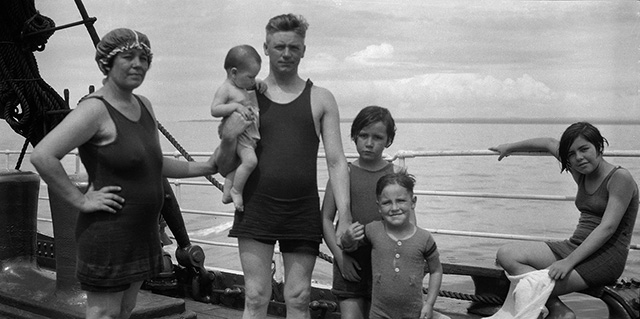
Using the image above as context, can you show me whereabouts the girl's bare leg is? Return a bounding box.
[545,296,575,319]
[497,241,589,319]
[496,241,557,275]
[338,297,370,319]
[544,270,588,319]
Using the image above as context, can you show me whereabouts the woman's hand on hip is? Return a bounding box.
[80,185,124,214]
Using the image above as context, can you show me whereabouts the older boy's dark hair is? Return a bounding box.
[376,172,416,198]
[224,45,261,71]
[350,106,396,147]
[265,14,309,39]
[558,122,608,172]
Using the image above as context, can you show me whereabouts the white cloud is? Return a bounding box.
[413,73,554,102]
[326,72,573,118]
[31,0,637,121]
[345,43,395,66]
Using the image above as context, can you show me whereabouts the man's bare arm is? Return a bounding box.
[313,87,352,241]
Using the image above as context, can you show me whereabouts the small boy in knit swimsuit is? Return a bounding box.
[341,172,449,319]
[210,44,264,212]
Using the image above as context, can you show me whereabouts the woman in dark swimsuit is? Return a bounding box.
[30,28,246,319]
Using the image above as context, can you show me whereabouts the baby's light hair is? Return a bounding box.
[224,44,261,72]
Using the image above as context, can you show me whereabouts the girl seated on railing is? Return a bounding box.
[489,122,639,319]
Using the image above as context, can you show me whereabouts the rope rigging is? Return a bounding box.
[0,0,68,164]
[157,121,224,191]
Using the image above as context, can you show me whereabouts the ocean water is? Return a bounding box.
[2,120,640,317]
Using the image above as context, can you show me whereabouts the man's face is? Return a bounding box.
[264,31,305,74]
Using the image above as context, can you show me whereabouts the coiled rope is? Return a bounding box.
[0,0,68,169]
[432,288,504,305]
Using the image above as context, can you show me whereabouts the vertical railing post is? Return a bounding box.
[3,151,9,170]
[75,151,81,175]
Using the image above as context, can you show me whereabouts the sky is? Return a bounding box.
[33,0,640,122]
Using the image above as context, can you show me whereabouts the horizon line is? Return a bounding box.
[180,117,640,125]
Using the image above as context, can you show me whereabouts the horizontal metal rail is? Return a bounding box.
[6,148,639,250]
[415,190,575,201]
[427,229,640,250]
[4,149,639,170]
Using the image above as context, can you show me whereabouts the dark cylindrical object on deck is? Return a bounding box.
[48,174,87,291]
[0,170,40,261]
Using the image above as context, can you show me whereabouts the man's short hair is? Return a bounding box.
[265,14,309,39]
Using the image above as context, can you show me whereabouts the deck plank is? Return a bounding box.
[183,299,282,318]
[182,297,486,319]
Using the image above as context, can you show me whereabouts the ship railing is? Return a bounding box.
[162,149,640,251]
[3,148,638,251]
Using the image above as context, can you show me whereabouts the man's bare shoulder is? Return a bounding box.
[310,84,337,109]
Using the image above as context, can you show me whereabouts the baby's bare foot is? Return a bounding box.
[222,192,232,204]
[230,188,244,212]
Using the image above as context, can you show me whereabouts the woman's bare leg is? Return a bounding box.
[86,281,142,319]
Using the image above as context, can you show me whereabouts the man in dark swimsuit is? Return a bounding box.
[228,14,351,319]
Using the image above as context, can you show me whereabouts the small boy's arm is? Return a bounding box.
[423,258,444,318]
[339,222,365,252]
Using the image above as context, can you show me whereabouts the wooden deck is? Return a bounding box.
[182,296,486,319]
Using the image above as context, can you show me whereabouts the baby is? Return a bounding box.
[210,44,263,211]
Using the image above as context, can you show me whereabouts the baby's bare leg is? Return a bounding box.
[222,171,235,204]
[230,144,258,211]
